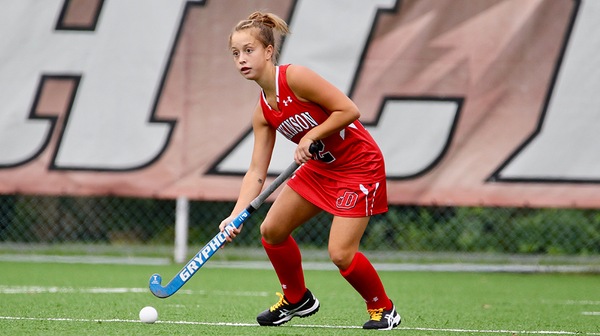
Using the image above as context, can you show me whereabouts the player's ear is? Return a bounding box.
[265,45,274,62]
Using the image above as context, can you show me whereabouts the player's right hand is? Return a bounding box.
[219,216,243,246]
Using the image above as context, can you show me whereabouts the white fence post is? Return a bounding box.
[174,196,189,263]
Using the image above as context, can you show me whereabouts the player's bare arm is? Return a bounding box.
[286,64,360,161]
[219,103,275,238]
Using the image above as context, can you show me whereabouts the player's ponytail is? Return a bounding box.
[230,11,290,64]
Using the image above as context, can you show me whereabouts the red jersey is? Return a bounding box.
[260,64,386,183]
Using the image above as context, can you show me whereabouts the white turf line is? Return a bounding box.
[1,254,599,273]
[0,285,268,297]
[0,316,599,335]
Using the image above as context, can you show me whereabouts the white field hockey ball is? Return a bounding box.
[139,306,158,323]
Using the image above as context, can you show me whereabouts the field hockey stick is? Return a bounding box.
[149,144,317,298]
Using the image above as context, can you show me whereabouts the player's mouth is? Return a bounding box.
[240,66,251,74]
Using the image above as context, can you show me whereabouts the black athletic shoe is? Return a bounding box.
[256,289,320,326]
[362,303,401,330]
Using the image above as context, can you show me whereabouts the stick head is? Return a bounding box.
[149,273,170,298]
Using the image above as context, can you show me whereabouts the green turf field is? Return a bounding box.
[0,260,598,335]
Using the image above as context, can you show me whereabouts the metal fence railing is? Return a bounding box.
[1,194,599,261]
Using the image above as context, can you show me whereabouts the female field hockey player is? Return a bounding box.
[219,11,400,330]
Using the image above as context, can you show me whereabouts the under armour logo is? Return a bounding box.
[283,96,292,106]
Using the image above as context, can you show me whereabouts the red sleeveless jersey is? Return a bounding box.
[260,64,385,183]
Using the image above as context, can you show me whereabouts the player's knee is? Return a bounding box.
[259,222,284,245]
[259,223,271,240]
[328,248,353,270]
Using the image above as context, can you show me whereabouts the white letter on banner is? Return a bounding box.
[0,0,188,169]
[498,0,600,180]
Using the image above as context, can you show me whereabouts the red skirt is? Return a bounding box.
[287,164,388,217]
